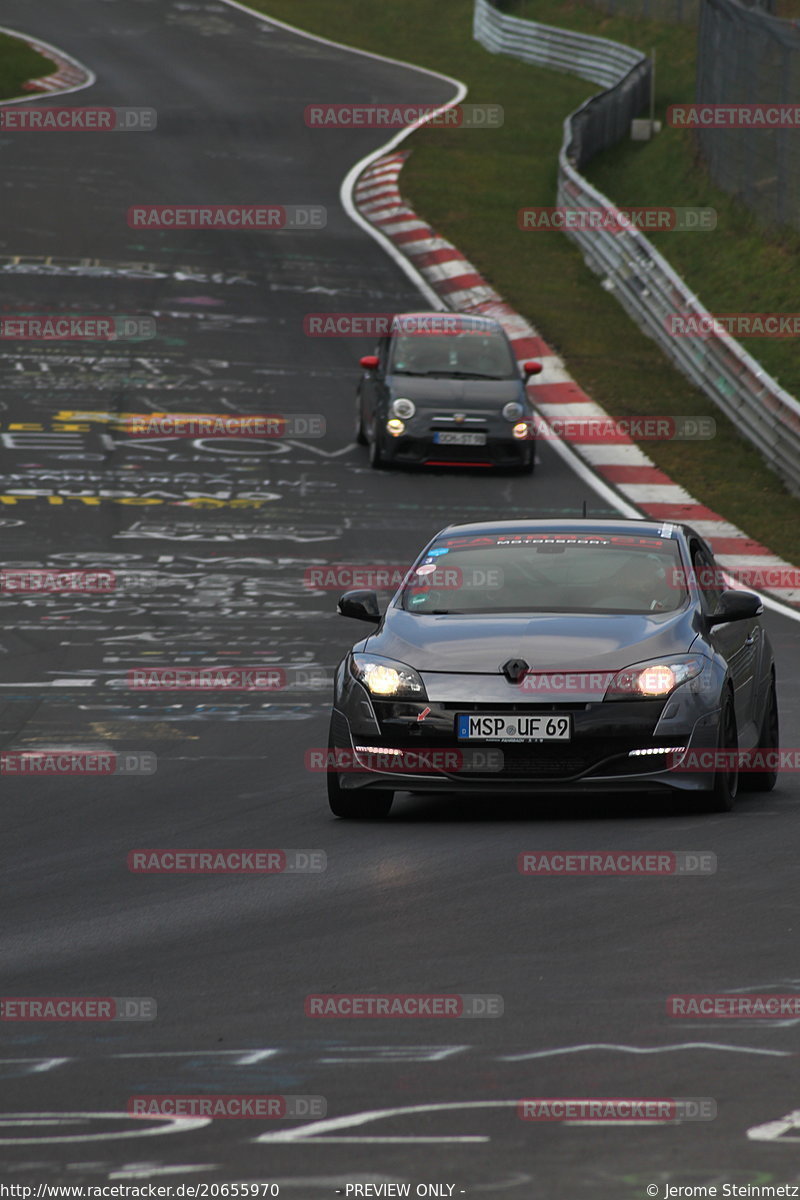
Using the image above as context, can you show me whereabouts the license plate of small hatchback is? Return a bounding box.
[433,431,487,445]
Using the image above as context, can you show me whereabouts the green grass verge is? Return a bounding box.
[0,32,54,100]
[252,0,800,565]
[505,0,800,402]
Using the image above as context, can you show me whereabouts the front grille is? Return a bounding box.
[369,699,668,781]
[430,416,488,427]
[392,436,521,466]
[475,740,645,779]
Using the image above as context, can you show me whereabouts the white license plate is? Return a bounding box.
[433,431,487,446]
[457,714,572,742]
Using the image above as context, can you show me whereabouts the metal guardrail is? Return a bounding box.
[473,0,643,89]
[474,0,800,497]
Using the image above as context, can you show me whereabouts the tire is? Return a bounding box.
[369,427,386,469]
[326,723,393,818]
[355,394,367,446]
[515,448,535,475]
[739,673,779,792]
[706,690,738,813]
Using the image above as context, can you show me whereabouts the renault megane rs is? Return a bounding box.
[326,520,777,817]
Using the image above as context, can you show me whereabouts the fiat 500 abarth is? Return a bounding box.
[355,312,542,472]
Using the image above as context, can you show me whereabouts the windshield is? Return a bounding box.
[399,533,688,614]
[389,330,517,379]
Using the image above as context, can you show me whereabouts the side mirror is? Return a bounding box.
[337,589,381,623]
[523,360,543,377]
[360,355,380,371]
[707,589,763,626]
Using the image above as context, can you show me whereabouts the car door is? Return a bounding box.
[693,539,759,745]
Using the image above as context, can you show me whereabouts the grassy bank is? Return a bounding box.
[0,33,54,99]
[252,0,800,564]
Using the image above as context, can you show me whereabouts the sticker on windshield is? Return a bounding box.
[439,533,668,550]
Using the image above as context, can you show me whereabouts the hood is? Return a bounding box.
[366,609,698,675]
[387,375,523,408]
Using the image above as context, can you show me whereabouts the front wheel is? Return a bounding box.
[706,691,738,812]
[369,428,386,469]
[355,394,367,445]
[515,448,535,475]
[328,787,394,818]
[739,673,779,792]
[326,723,393,818]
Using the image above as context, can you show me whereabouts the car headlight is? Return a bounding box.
[502,401,524,422]
[604,655,707,700]
[386,418,405,437]
[350,653,427,699]
[392,398,416,419]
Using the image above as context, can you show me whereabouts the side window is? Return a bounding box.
[378,336,391,370]
[690,539,722,613]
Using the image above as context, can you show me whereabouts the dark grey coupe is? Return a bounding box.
[355,312,541,471]
[326,520,778,817]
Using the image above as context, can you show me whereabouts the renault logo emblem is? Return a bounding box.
[502,658,529,684]
[453,413,466,424]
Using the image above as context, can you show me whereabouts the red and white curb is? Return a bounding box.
[0,26,94,102]
[354,151,800,610]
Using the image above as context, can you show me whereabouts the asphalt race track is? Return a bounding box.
[2,1,800,1193]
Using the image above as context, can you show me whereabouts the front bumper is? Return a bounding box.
[328,693,724,796]
[382,427,532,467]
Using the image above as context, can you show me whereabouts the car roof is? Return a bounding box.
[433,518,698,542]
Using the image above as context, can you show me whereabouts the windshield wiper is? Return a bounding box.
[391,369,471,377]
[444,371,507,380]
[407,608,466,614]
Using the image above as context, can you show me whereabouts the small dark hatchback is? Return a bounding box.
[355,311,542,472]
